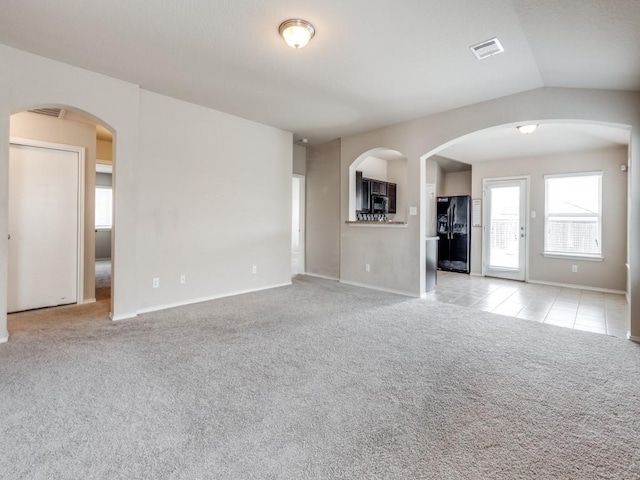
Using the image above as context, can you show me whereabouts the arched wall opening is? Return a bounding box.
[419,118,631,299]
[6,104,117,324]
[348,148,408,222]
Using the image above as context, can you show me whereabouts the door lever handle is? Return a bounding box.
[7,234,10,240]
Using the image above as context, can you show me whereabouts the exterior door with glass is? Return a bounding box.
[483,178,527,281]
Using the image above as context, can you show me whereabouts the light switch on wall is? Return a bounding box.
[409,206,418,216]
[531,211,536,218]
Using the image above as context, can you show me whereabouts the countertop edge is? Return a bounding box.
[345,221,408,228]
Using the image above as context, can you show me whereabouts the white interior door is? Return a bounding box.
[8,142,81,312]
[484,178,527,281]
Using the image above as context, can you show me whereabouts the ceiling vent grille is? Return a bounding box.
[470,37,504,60]
[28,107,66,118]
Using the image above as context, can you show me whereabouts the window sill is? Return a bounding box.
[542,253,603,262]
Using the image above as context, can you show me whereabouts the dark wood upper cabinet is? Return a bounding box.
[370,180,387,196]
[361,178,371,212]
[388,182,397,214]
[356,173,396,215]
[356,171,363,212]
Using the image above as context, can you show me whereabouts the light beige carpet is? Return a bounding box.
[1,276,639,479]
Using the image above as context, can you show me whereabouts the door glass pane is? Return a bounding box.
[489,186,520,269]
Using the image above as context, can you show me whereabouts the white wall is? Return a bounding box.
[358,156,388,181]
[0,45,140,339]
[339,87,640,337]
[0,45,294,342]
[472,147,628,291]
[136,90,292,311]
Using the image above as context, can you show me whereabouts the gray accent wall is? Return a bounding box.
[306,139,341,280]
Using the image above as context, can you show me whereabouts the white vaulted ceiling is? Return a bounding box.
[0,0,638,144]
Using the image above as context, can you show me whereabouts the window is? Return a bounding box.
[95,186,113,229]
[544,172,602,258]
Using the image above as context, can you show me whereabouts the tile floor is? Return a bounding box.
[426,271,630,338]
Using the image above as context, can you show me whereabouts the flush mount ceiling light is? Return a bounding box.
[279,19,315,49]
[517,124,538,134]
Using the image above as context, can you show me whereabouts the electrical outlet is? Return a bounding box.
[571,265,578,273]
[365,264,370,273]
[180,275,186,284]
[252,265,257,274]
[152,277,160,288]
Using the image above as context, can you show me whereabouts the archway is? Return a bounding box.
[419,120,631,332]
[348,148,408,222]
[6,104,117,332]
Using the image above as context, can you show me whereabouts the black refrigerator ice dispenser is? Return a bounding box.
[437,195,471,273]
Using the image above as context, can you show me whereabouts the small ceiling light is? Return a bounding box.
[279,19,315,49]
[517,124,538,134]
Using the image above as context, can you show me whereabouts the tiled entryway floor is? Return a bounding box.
[426,271,630,338]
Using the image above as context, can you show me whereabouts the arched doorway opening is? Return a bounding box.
[420,119,631,336]
[7,105,116,330]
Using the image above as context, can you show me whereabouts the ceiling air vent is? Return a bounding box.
[28,107,66,118]
[470,37,504,60]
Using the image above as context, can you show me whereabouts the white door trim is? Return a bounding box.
[482,175,530,282]
[9,137,86,305]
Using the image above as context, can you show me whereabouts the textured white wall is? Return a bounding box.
[0,45,294,341]
[136,90,292,311]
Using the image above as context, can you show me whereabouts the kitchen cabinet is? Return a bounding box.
[356,171,363,211]
[361,178,371,212]
[355,172,396,214]
[388,183,397,214]
[371,180,387,196]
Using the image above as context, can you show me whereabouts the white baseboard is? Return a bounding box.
[135,282,292,316]
[470,272,483,277]
[628,334,640,343]
[527,279,626,295]
[303,272,339,282]
[83,298,96,304]
[0,332,8,344]
[109,312,138,321]
[339,279,419,298]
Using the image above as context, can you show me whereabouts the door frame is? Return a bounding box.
[9,137,86,306]
[482,175,530,282]
[292,174,306,275]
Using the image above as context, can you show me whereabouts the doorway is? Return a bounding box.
[291,175,305,276]
[483,177,528,281]
[8,139,84,312]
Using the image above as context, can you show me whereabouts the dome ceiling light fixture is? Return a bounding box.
[517,124,538,134]
[279,19,315,49]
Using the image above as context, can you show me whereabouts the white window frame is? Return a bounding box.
[95,185,113,230]
[544,171,603,260]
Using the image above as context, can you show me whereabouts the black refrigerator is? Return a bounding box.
[437,195,471,273]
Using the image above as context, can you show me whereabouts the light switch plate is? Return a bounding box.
[409,206,418,216]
